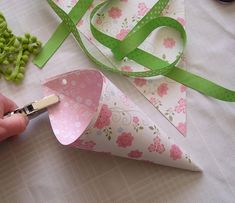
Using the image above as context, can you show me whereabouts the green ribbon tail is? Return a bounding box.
[33,0,93,68]
[165,68,235,101]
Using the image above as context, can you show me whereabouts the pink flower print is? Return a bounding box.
[74,139,96,151]
[148,144,156,152]
[121,65,132,72]
[134,78,147,87]
[177,122,186,135]
[170,144,182,160]
[116,132,134,148]
[101,104,112,117]
[157,83,168,97]
[148,136,165,154]
[154,137,165,153]
[132,116,139,124]
[94,104,112,129]
[175,98,186,114]
[163,38,176,48]
[177,17,185,26]
[138,3,149,16]
[138,3,147,10]
[180,85,187,93]
[116,29,130,40]
[108,7,122,19]
[94,117,110,129]
[77,19,83,27]
[128,150,143,158]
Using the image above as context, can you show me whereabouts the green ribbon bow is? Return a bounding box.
[34,0,235,102]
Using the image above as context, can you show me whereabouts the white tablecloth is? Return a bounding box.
[0,0,235,202]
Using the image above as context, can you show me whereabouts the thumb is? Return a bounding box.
[0,114,29,140]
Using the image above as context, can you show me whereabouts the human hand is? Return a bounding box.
[0,93,28,142]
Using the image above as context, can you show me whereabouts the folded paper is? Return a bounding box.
[43,69,200,171]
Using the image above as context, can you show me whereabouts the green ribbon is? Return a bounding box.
[34,0,235,102]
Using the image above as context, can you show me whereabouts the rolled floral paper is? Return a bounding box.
[42,69,200,171]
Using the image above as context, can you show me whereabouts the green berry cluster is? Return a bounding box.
[0,12,42,83]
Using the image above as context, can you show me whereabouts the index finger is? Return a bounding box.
[0,93,17,117]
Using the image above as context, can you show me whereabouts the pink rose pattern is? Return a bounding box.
[177,122,186,135]
[68,0,187,136]
[116,29,130,40]
[108,7,122,19]
[132,116,139,124]
[157,83,168,97]
[148,136,165,154]
[128,150,143,158]
[57,0,186,133]
[170,144,182,160]
[51,1,196,170]
[163,38,176,48]
[175,98,186,114]
[137,3,149,16]
[134,78,147,87]
[78,76,188,164]
[116,132,134,148]
[94,104,112,129]
[90,94,186,163]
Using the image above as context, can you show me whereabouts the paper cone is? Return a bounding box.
[43,69,200,171]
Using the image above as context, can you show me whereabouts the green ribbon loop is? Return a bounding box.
[33,0,235,102]
[90,6,185,74]
[111,17,185,61]
[34,0,93,68]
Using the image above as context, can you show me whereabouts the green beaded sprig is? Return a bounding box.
[0,12,42,83]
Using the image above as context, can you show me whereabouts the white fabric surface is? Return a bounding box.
[0,0,235,202]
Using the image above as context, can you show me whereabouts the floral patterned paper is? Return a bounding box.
[42,69,199,171]
[54,0,187,136]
